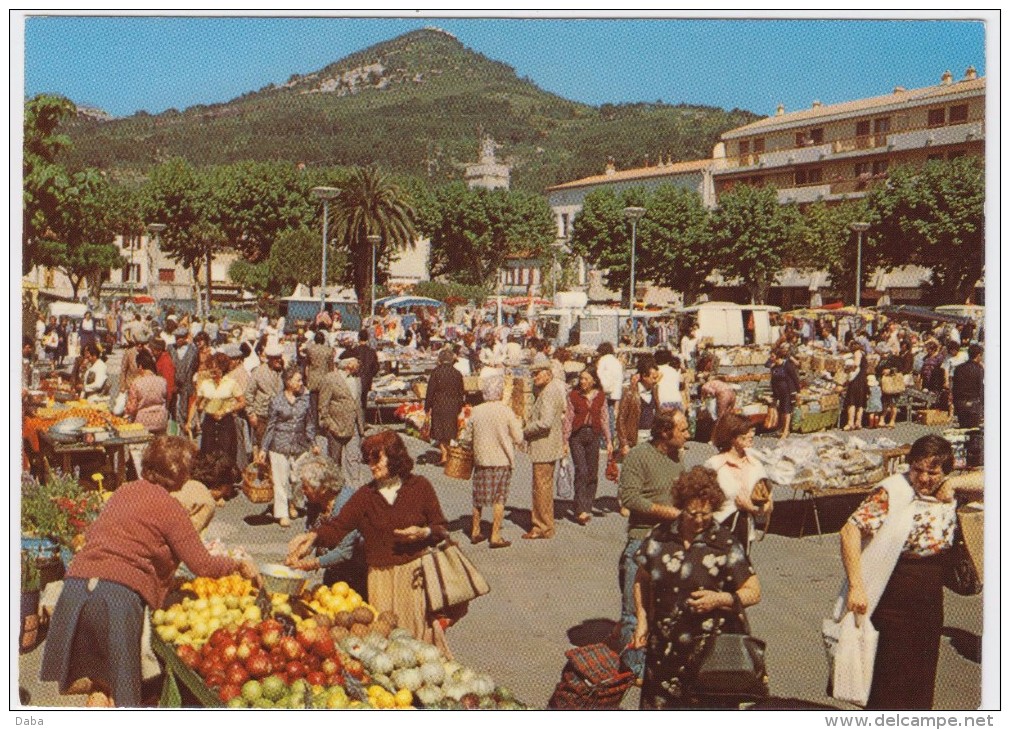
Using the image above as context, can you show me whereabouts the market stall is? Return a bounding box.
[23,398,152,490]
[751,432,909,538]
[150,572,527,709]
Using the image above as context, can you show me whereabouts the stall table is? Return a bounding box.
[792,446,911,539]
[37,431,153,490]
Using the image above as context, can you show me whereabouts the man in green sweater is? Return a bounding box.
[616,408,690,679]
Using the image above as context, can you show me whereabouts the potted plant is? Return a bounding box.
[21,470,103,576]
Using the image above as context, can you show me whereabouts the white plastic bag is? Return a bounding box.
[831,611,878,707]
[555,455,575,500]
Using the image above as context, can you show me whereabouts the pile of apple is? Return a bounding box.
[175,616,412,709]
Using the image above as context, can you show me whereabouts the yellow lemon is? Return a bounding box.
[394,689,413,708]
[332,581,349,597]
[156,625,179,642]
[152,609,167,626]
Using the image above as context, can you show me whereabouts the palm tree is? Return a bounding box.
[330,165,418,313]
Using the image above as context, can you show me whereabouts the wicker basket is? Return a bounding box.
[917,409,952,426]
[242,463,274,504]
[443,445,474,480]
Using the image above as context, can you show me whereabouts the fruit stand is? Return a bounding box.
[23,401,151,490]
[150,574,527,709]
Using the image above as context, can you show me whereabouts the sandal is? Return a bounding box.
[489,539,512,549]
[469,534,487,545]
[521,531,546,540]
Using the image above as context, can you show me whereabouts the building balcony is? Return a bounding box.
[717,120,985,171]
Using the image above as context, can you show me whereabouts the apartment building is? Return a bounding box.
[711,68,984,204]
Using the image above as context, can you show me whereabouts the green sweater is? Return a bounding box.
[618,442,684,539]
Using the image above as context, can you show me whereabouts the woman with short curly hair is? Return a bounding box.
[631,465,762,709]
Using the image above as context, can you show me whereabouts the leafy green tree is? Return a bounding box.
[794,200,871,304]
[228,259,272,296]
[142,159,226,313]
[422,182,556,288]
[267,226,348,297]
[708,184,802,304]
[865,156,984,305]
[207,161,316,262]
[33,169,126,301]
[329,165,418,312]
[23,94,76,274]
[639,185,713,305]
[568,187,648,306]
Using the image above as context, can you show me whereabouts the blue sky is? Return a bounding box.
[21,14,987,119]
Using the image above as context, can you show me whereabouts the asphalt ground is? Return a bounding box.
[17,409,984,711]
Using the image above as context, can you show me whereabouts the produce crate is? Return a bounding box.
[916,409,952,426]
[791,407,840,434]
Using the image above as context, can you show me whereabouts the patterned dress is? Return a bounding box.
[848,484,956,709]
[635,520,755,709]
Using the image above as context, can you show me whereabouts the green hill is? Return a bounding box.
[56,27,760,192]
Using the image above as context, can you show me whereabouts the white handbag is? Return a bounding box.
[831,612,878,707]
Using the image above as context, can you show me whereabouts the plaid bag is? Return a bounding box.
[547,643,635,709]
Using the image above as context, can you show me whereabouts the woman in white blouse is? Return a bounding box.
[703,413,773,555]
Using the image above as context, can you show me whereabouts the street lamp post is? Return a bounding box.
[145,223,167,303]
[367,234,381,320]
[311,187,341,313]
[623,206,646,332]
[850,222,870,310]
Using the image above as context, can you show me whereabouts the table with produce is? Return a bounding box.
[23,397,152,489]
[151,567,527,709]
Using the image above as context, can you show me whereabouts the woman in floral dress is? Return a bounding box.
[631,466,762,709]
[838,434,958,709]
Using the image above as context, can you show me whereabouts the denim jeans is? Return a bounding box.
[619,536,645,677]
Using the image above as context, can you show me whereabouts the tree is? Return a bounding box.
[795,200,871,305]
[329,165,418,312]
[207,161,316,262]
[422,182,556,287]
[23,94,76,274]
[33,169,126,301]
[227,259,272,296]
[568,187,647,305]
[267,226,348,297]
[143,159,226,314]
[708,184,802,304]
[866,156,984,305]
[638,185,713,305]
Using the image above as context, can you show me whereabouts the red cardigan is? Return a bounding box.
[314,474,449,568]
[67,479,237,609]
[569,388,609,439]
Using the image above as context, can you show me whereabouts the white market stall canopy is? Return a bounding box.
[374,295,445,309]
[283,283,358,302]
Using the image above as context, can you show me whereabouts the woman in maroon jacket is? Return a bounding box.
[287,430,451,651]
[569,367,613,525]
[41,436,260,707]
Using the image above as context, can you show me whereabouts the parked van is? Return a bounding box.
[676,301,781,346]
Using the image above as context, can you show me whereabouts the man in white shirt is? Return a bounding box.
[595,341,624,438]
[655,349,686,411]
[81,344,109,401]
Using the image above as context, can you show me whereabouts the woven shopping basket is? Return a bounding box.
[241,462,274,504]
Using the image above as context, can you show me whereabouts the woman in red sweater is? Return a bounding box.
[569,367,613,525]
[41,436,260,707]
[287,430,451,652]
